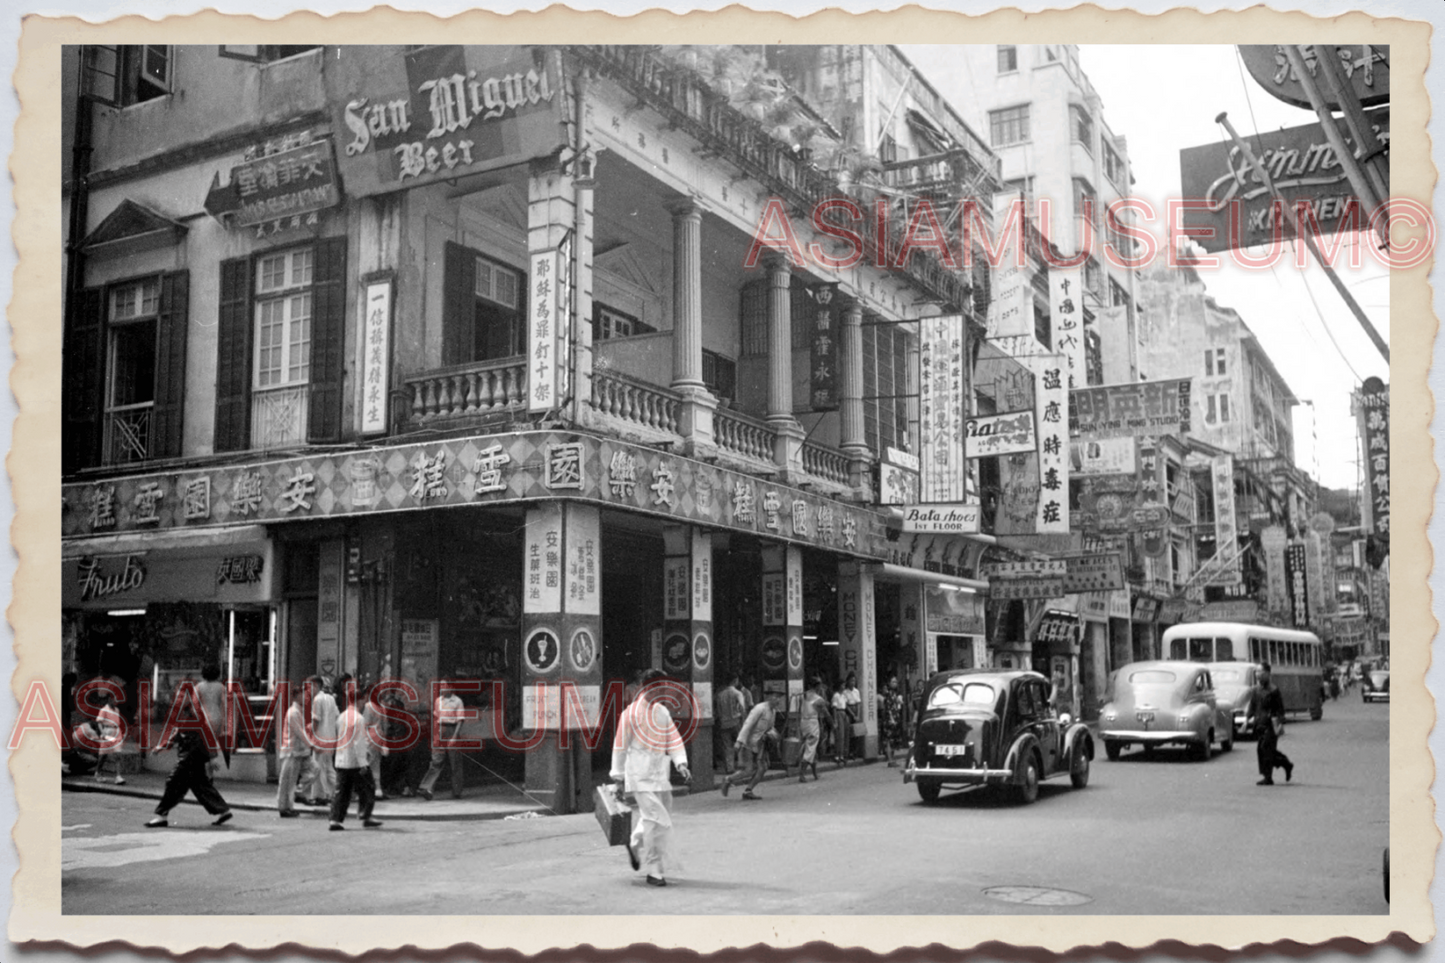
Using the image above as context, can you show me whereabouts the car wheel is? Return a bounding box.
[1014,753,1040,805]
[1070,747,1090,788]
[1221,725,1234,753]
[1193,733,1212,761]
[1310,706,1323,721]
[1104,740,1122,761]
[917,780,941,805]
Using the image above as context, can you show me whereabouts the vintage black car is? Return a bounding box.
[903,669,1094,805]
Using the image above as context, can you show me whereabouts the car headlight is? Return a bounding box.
[1179,713,1193,727]
[1102,710,1116,722]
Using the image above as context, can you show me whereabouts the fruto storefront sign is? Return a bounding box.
[333,45,566,197]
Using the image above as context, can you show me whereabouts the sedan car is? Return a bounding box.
[1208,661,1262,738]
[1362,669,1390,703]
[1099,661,1233,761]
[904,669,1093,805]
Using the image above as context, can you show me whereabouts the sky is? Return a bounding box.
[1077,45,1391,491]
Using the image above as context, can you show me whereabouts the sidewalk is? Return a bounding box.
[62,756,888,821]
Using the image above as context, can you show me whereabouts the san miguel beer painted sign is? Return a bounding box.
[332,45,566,197]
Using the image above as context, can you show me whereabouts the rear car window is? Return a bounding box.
[1128,670,1176,684]
[1212,668,1242,683]
[928,682,997,709]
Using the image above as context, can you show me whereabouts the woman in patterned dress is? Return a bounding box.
[879,674,907,768]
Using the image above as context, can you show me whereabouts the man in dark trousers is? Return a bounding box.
[1254,662,1294,786]
[145,726,233,827]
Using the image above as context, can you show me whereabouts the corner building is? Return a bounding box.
[61,45,1012,810]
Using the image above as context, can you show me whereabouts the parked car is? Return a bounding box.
[1362,669,1390,703]
[1098,661,1234,761]
[1208,661,1262,739]
[904,669,1093,805]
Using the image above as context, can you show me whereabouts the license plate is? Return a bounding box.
[935,744,970,758]
[1136,711,1155,723]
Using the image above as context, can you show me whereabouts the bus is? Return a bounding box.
[1161,622,1324,721]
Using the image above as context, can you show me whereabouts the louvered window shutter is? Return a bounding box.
[63,287,106,472]
[442,241,476,365]
[151,271,189,458]
[213,257,253,452]
[307,236,348,442]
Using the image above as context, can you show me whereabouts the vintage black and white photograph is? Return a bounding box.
[16,8,1433,948]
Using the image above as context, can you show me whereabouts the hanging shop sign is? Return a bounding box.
[900,503,982,535]
[884,531,988,580]
[1071,437,1137,476]
[1035,611,1080,646]
[918,315,967,503]
[1024,353,1069,533]
[1285,542,1311,629]
[63,540,276,609]
[878,448,921,506]
[762,574,787,628]
[523,502,564,614]
[1237,44,1390,111]
[1048,267,1086,390]
[924,584,986,635]
[965,410,1036,459]
[75,555,146,603]
[204,136,341,228]
[1070,380,1192,441]
[564,505,600,616]
[528,248,565,413]
[63,431,888,560]
[808,289,839,411]
[331,44,566,198]
[1204,453,1243,587]
[1179,105,1389,253]
[987,193,1031,338]
[1058,553,1125,593]
[1131,595,1160,623]
[1358,377,1389,538]
[359,275,394,435]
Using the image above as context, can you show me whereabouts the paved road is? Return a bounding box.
[62,694,1389,916]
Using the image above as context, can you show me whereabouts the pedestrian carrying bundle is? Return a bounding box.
[593,784,633,847]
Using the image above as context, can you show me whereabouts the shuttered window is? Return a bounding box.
[862,320,911,454]
[442,242,525,364]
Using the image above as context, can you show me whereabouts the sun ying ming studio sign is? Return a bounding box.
[333,45,566,197]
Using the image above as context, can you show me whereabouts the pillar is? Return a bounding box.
[838,561,878,759]
[761,544,805,743]
[663,525,715,788]
[765,254,805,477]
[839,298,873,498]
[669,198,717,452]
[520,502,603,815]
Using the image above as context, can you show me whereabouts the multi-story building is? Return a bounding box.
[60,44,1011,810]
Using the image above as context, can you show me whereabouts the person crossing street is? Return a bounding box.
[1254,662,1294,786]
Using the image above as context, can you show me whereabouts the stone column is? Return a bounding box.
[520,502,603,815]
[761,544,806,756]
[669,198,717,453]
[839,298,873,497]
[838,561,878,759]
[765,254,805,477]
[663,525,715,788]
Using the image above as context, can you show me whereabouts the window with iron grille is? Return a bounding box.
[997,45,1018,73]
[740,277,814,355]
[1069,104,1094,154]
[703,349,737,404]
[989,104,1030,147]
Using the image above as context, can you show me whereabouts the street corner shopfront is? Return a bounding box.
[60,524,278,780]
[61,430,892,811]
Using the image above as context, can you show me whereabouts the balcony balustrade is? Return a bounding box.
[403,358,527,425]
[590,370,681,438]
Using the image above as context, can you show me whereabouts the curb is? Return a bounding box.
[61,780,550,823]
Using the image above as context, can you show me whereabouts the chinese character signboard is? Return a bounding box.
[1070,380,1192,441]
[206,138,342,228]
[877,448,920,506]
[1071,437,1137,476]
[1204,453,1243,586]
[1285,542,1310,628]
[360,276,393,435]
[918,315,966,503]
[1049,266,1086,389]
[1237,44,1389,111]
[1358,377,1389,538]
[564,505,600,616]
[524,502,564,613]
[1025,353,1069,533]
[331,45,565,198]
[809,292,838,411]
[987,194,1031,338]
[528,249,563,413]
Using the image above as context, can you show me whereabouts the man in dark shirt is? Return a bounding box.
[1254,663,1294,786]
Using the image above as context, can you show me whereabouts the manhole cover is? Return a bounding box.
[983,885,1092,906]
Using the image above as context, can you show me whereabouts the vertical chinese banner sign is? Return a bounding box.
[1285,542,1310,629]
[918,315,966,503]
[809,291,838,411]
[528,249,562,413]
[1358,377,1389,538]
[359,277,393,435]
[1209,453,1241,585]
[1048,266,1086,389]
[1024,352,1069,533]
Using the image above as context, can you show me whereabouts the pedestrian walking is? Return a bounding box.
[830,683,850,764]
[145,726,232,828]
[418,682,467,800]
[90,690,127,786]
[842,672,863,760]
[361,679,385,799]
[609,668,690,887]
[713,675,745,775]
[1254,662,1294,786]
[797,677,830,782]
[276,682,310,818]
[302,675,339,805]
[721,691,779,800]
[329,676,383,830]
[196,663,229,778]
[879,674,907,768]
